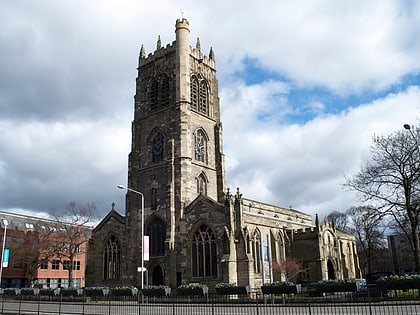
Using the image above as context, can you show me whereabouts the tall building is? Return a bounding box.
[86,19,361,290]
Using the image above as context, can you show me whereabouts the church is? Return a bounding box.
[86,18,361,290]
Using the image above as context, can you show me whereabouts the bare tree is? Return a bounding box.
[324,210,349,232]
[9,223,56,286]
[346,206,386,275]
[345,126,420,271]
[50,202,96,287]
[273,258,308,283]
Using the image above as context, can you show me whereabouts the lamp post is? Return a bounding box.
[0,219,8,288]
[117,185,145,289]
[403,124,420,156]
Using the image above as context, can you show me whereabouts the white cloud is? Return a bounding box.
[0,0,419,220]
[223,85,420,218]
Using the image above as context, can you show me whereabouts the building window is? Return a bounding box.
[38,279,47,287]
[150,80,158,111]
[146,217,166,256]
[194,129,207,163]
[52,260,60,270]
[191,76,199,111]
[160,76,170,107]
[63,261,70,270]
[152,133,164,163]
[190,75,208,115]
[252,230,261,273]
[61,278,69,288]
[40,260,48,270]
[149,74,170,111]
[25,223,34,230]
[191,224,217,278]
[104,235,121,280]
[73,261,80,270]
[50,279,59,288]
[198,81,208,114]
[196,173,207,195]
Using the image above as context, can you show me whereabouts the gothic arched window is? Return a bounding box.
[198,81,208,114]
[152,132,164,163]
[251,230,261,273]
[196,173,207,195]
[149,74,170,111]
[103,235,121,280]
[194,129,207,163]
[150,80,159,111]
[160,76,170,107]
[191,76,199,111]
[190,75,208,115]
[191,224,217,277]
[146,217,166,257]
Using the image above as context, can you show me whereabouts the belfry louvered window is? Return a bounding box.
[198,82,207,113]
[149,74,170,111]
[190,75,208,115]
[191,76,199,111]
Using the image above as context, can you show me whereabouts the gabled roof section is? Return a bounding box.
[93,203,125,232]
[185,194,224,214]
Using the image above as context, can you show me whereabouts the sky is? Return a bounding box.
[1,0,419,223]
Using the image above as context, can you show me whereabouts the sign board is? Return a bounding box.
[143,235,149,261]
[2,248,9,267]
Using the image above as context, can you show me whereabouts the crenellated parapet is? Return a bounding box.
[291,226,318,240]
[138,37,215,70]
[138,41,176,67]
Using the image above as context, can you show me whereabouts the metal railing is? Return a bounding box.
[0,286,419,315]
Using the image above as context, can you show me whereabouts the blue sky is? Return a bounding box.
[0,0,419,222]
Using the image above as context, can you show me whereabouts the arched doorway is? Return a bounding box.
[151,265,164,286]
[327,259,336,280]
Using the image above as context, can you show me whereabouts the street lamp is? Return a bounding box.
[0,219,8,288]
[117,185,145,289]
[403,124,420,156]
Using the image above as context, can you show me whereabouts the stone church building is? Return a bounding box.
[86,18,361,290]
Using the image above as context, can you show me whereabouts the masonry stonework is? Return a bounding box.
[86,19,361,291]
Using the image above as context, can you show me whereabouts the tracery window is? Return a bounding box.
[190,75,208,115]
[146,217,166,256]
[191,224,217,277]
[152,132,164,163]
[194,129,207,163]
[104,235,121,280]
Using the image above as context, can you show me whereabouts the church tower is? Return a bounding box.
[87,18,360,289]
[124,18,226,287]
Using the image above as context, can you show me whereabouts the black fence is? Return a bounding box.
[0,285,419,315]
